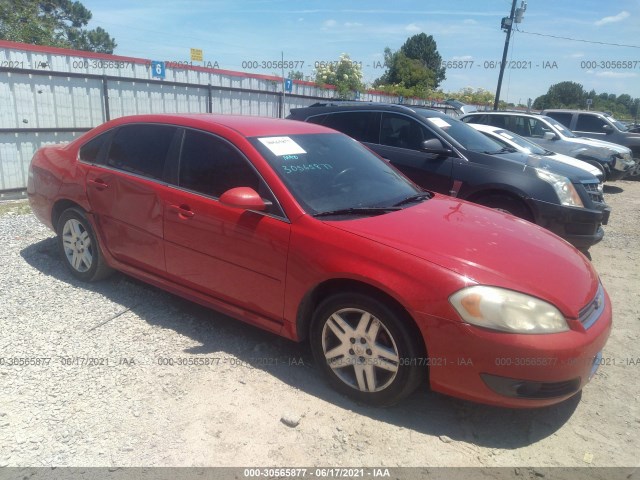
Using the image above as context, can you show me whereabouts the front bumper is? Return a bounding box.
[623,157,640,178]
[529,198,609,250]
[417,287,612,408]
[609,155,636,180]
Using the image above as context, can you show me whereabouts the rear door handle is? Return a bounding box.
[88,178,109,190]
[169,204,195,218]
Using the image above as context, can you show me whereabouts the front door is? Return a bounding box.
[372,112,454,194]
[162,128,291,331]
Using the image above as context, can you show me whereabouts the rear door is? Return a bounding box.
[162,128,291,332]
[85,123,179,276]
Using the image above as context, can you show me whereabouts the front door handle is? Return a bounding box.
[169,204,195,218]
[88,178,109,190]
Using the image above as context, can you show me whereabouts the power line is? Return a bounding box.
[516,28,640,49]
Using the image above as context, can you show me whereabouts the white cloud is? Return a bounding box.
[595,71,638,79]
[463,19,478,25]
[452,55,474,61]
[344,22,363,27]
[322,19,337,28]
[569,53,585,58]
[405,23,421,32]
[594,11,630,26]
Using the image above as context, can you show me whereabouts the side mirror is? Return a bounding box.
[602,124,614,134]
[421,138,453,155]
[543,131,557,140]
[219,187,269,211]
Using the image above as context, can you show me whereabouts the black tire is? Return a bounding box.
[584,160,607,179]
[310,292,425,406]
[475,194,533,222]
[56,207,113,282]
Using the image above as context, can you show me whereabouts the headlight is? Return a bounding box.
[449,286,569,334]
[535,168,584,207]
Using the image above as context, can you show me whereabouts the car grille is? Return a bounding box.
[582,181,605,205]
[578,284,605,330]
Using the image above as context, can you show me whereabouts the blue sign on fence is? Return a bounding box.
[284,78,293,93]
[151,61,165,79]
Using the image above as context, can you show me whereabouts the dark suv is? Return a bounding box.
[288,103,610,250]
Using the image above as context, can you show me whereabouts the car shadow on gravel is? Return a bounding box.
[21,237,580,450]
[603,185,624,194]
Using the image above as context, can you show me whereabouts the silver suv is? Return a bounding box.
[460,111,636,181]
[542,109,640,176]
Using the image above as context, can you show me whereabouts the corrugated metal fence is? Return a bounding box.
[0,40,423,192]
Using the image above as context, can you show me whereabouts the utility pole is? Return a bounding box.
[493,0,526,110]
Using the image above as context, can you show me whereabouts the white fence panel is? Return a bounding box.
[0,132,82,190]
[1,41,413,190]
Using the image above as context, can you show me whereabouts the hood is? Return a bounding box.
[569,137,631,155]
[325,196,599,317]
[545,152,603,179]
[499,151,597,182]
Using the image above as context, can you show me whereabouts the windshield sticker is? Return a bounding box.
[258,136,306,156]
[498,132,514,140]
[282,163,333,174]
[427,117,451,128]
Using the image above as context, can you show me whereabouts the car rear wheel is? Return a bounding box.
[475,194,533,222]
[310,293,425,406]
[57,208,112,282]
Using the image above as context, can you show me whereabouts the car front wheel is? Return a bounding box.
[475,194,533,222]
[57,207,112,282]
[310,293,425,406]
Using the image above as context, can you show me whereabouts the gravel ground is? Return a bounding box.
[0,180,638,469]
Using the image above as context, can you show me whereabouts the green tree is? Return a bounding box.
[287,70,304,81]
[0,0,116,53]
[314,53,365,99]
[399,33,446,88]
[547,81,585,107]
[373,33,446,98]
[447,87,494,106]
[533,82,638,120]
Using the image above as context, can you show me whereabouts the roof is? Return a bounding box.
[468,123,503,133]
[462,111,546,118]
[290,102,450,118]
[543,109,610,116]
[96,114,333,137]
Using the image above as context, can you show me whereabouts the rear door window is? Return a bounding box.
[79,131,112,165]
[546,112,573,128]
[321,112,380,143]
[105,124,177,180]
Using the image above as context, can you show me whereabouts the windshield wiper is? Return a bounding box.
[313,207,401,218]
[484,147,517,155]
[392,192,433,207]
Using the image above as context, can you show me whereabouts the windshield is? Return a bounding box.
[250,133,421,216]
[604,115,629,132]
[412,111,504,153]
[492,129,547,154]
[542,116,578,138]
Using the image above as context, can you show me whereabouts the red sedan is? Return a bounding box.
[27,114,611,407]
